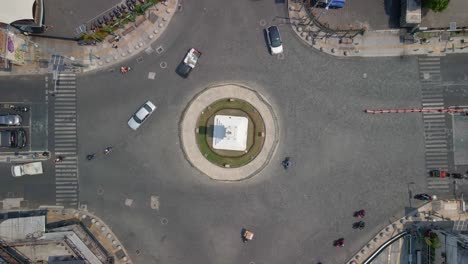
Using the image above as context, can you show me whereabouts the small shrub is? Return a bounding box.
[423,0,449,12]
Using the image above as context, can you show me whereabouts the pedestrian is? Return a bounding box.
[115,35,120,42]
[112,43,118,49]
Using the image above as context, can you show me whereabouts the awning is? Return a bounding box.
[0,0,36,24]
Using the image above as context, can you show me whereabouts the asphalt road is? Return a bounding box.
[4,0,468,263]
[0,75,55,207]
[75,0,426,263]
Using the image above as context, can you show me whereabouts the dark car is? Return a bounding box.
[315,0,346,9]
[414,193,432,201]
[0,129,26,148]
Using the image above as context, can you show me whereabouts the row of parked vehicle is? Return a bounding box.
[89,0,148,31]
[0,107,28,149]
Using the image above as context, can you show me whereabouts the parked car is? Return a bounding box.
[0,129,26,148]
[266,26,283,55]
[11,162,43,177]
[315,0,346,9]
[128,101,157,130]
[414,193,432,201]
[0,114,22,126]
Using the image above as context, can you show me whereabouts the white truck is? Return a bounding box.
[11,162,43,177]
[176,48,202,78]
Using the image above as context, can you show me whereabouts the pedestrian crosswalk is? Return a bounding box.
[418,57,441,83]
[419,56,450,193]
[54,73,79,207]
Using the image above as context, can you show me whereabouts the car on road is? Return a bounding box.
[0,114,22,126]
[0,129,26,148]
[266,26,283,55]
[176,48,202,78]
[128,101,157,130]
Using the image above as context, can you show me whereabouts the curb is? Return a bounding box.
[179,83,280,182]
[44,206,134,264]
[287,0,468,57]
[0,0,179,76]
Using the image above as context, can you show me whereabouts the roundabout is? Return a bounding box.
[74,0,426,263]
[180,84,279,181]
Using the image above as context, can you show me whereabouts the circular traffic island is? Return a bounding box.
[196,99,265,168]
[180,84,279,181]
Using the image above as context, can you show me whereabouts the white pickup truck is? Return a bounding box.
[176,48,202,78]
[11,162,43,177]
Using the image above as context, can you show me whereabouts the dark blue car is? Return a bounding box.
[316,0,346,9]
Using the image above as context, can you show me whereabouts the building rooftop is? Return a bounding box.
[213,115,248,151]
[0,216,45,241]
[0,0,35,24]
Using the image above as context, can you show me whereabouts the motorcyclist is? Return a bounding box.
[104,147,113,155]
[87,154,96,160]
[334,238,345,247]
[54,156,63,163]
[355,209,366,218]
[120,66,131,74]
[282,157,291,169]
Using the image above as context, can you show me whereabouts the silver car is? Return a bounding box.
[128,101,157,130]
[0,114,22,126]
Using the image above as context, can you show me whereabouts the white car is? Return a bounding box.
[266,26,283,55]
[128,101,157,130]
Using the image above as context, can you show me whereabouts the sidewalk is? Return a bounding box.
[287,0,468,57]
[347,199,468,264]
[45,206,134,264]
[0,0,179,76]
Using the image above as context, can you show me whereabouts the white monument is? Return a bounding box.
[212,115,248,151]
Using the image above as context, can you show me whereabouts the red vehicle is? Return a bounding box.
[430,170,447,178]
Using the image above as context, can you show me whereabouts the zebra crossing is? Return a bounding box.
[419,56,450,193]
[419,56,442,83]
[54,72,79,207]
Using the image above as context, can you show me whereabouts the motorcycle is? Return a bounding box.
[9,105,29,112]
[120,66,131,74]
[55,156,64,163]
[354,209,366,218]
[333,238,345,248]
[104,147,113,155]
[282,157,291,169]
[86,154,96,161]
[353,221,365,230]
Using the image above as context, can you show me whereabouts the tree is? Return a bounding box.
[423,0,450,12]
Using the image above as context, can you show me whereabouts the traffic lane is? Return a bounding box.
[77,56,425,264]
[0,75,46,100]
[0,160,56,207]
[76,0,425,263]
[441,54,468,82]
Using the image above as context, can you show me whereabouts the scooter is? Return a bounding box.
[55,156,64,163]
[333,238,345,248]
[86,154,96,161]
[104,147,113,155]
[9,105,29,112]
[282,157,291,169]
[120,66,132,74]
[354,209,366,218]
[353,221,365,230]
